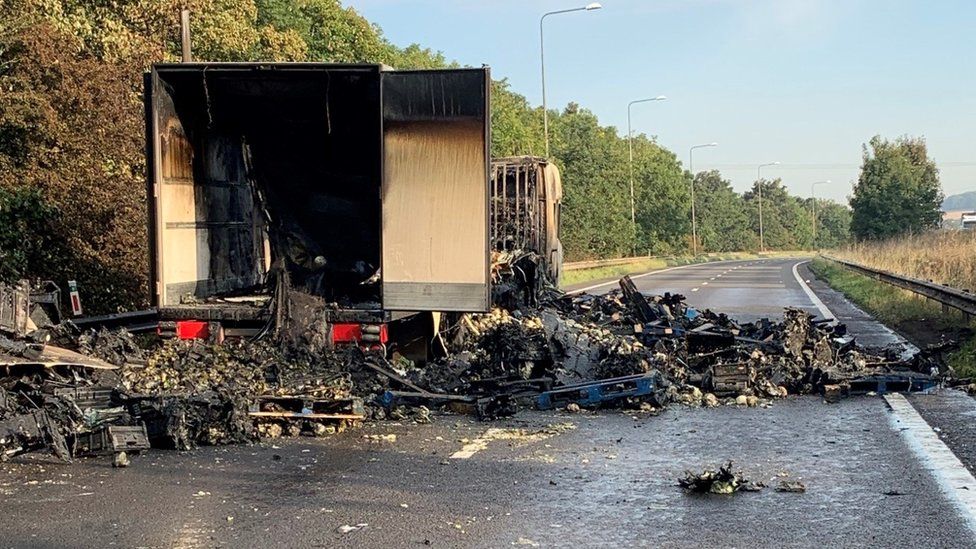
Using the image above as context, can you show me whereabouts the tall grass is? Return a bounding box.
[832,230,976,291]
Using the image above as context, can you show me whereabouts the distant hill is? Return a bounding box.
[943,190,976,211]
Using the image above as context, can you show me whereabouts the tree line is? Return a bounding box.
[2,0,862,313]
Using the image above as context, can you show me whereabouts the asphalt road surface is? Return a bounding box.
[3,258,976,548]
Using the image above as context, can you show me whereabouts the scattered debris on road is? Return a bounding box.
[0,274,946,463]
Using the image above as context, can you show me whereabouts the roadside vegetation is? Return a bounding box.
[830,230,976,292]
[809,258,976,379]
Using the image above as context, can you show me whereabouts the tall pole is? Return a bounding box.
[180,9,192,62]
[811,180,830,248]
[689,143,718,256]
[627,96,667,251]
[757,162,779,252]
[540,3,602,158]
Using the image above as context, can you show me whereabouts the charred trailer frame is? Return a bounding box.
[145,63,490,347]
[489,156,563,285]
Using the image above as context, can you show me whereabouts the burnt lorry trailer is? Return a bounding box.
[145,63,490,350]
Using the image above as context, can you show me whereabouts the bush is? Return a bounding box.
[0,186,67,283]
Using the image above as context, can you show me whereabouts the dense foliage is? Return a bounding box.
[850,135,943,240]
[0,0,850,312]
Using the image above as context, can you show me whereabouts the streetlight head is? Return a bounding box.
[585,2,602,10]
[654,95,667,101]
[708,142,718,147]
[772,161,781,165]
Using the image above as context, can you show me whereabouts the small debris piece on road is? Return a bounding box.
[336,523,368,534]
[113,451,129,468]
[363,434,397,443]
[678,461,764,494]
[776,480,807,493]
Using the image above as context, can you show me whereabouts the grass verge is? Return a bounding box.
[561,250,812,288]
[809,258,976,379]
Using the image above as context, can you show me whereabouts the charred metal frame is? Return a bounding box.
[490,156,549,256]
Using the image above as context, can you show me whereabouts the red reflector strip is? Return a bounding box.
[176,320,209,340]
[331,324,388,344]
[331,323,363,343]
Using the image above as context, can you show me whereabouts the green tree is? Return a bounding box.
[850,135,943,239]
[632,135,690,254]
[807,199,851,249]
[490,79,544,158]
[0,21,153,311]
[692,171,757,252]
[0,187,69,283]
[744,179,812,250]
[550,104,632,260]
[254,0,389,62]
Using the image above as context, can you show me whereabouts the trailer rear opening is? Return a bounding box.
[147,64,490,344]
[152,65,381,309]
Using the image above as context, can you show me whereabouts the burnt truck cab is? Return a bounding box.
[145,63,490,348]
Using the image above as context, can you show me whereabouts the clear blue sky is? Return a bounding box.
[347,0,976,204]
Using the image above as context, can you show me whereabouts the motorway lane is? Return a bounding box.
[572,258,822,323]
[1,405,973,548]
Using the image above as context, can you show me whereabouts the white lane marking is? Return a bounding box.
[701,282,709,286]
[792,260,919,355]
[791,260,835,321]
[691,288,699,292]
[885,393,976,533]
[567,260,750,294]
[709,277,716,280]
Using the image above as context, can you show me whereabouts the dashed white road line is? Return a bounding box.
[567,260,749,294]
[451,430,498,459]
[885,393,976,533]
[691,288,699,292]
[791,260,835,321]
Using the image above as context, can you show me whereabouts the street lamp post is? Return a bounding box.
[540,3,602,158]
[688,142,718,256]
[756,162,779,252]
[811,180,831,248]
[627,96,667,245]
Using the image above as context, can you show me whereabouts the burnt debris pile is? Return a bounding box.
[406,275,939,417]
[0,275,942,461]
